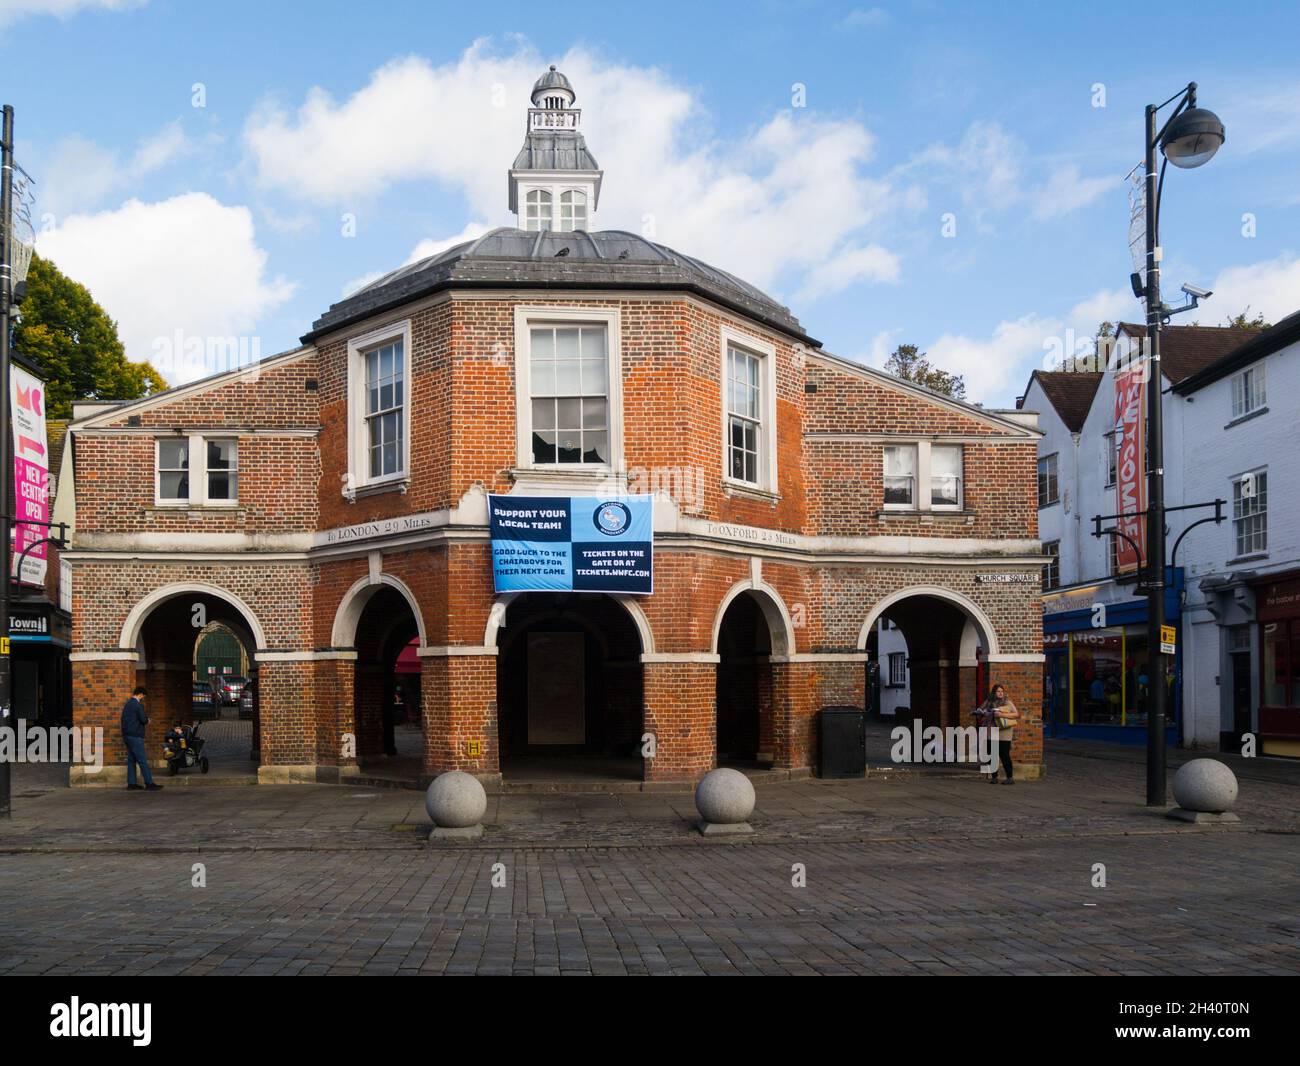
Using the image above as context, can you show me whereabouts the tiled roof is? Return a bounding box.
[1117,322,1261,384]
[1024,370,1102,432]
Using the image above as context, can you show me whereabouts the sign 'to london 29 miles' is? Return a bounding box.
[488,495,653,595]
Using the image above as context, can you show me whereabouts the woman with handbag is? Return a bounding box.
[977,683,1021,785]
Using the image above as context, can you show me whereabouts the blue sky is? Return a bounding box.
[5,0,1299,405]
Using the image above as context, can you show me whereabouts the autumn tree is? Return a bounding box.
[13,254,166,419]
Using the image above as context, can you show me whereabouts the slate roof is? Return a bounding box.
[1171,309,1300,394]
[306,228,811,344]
[512,130,599,172]
[533,66,573,96]
[1117,322,1262,384]
[1021,370,1103,432]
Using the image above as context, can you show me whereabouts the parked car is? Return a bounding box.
[238,678,256,720]
[215,675,248,706]
[192,680,219,717]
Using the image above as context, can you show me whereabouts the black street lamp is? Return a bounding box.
[1139,83,1225,807]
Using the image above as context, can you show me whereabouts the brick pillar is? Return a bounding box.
[314,655,358,781]
[256,658,316,783]
[420,651,499,783]
[768,660,808,771]
[988,660,1045,779]
[643,658,715,783]
[70,655,137,785]
[957,664,981,729]
[355,662,384,759]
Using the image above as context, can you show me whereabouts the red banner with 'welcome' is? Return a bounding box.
[1113,365,1146,573]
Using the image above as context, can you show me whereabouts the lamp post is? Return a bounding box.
[1140,83,1225,807]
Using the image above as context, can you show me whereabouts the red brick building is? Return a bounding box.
[62,68,1045,786]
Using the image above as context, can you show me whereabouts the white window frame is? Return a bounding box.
[558,189,588,232]
[524,189,553,231]
[887,652,907,688]
[719,325,778,495]
[883,441,963,512]
[1104,430,1118,488]
[514,306,623,477]
[154,434,240,507]
[1042,540,1060,591]
[1231,364,1266,419]
[346,319,412,496]
[928,443,964,511]
[1037,452,1059,508]
[882,443,918,510]
[1231,468,1268,559]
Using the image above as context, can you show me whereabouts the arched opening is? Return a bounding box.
[715,590,777,767]
[859,589,993,766]
[353,585,423,783]
[496,592,644,783]
[131,589,262,780]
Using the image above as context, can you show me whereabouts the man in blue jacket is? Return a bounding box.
[120,686,162,791]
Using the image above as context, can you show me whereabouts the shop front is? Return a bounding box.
[8,598,73,728]
[1042,572,1182,743]
[1256,571,1300,758]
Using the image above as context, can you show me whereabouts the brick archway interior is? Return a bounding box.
[135,593,260,773]
[353,585,422,775]
[496,592,644,780]
[716,590,775,766]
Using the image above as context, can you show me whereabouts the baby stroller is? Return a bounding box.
[163,722,210,775]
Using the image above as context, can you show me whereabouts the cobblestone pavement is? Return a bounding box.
[1,832,1295,975]
[0,744,1295,974]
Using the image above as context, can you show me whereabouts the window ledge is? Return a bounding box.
[878,509,976,524]
[148,504,245,514]
[346,476,409,501]
[722,479,780,505]
[1226,552,1268,565]
[1224,406,1268,430]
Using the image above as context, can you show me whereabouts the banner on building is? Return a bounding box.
[10,364,49,587]
[488,495,653,595]
[1113,364,1146,574]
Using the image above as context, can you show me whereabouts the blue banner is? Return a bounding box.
[488,495,653,595]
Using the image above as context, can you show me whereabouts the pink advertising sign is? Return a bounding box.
[11,365,49,586]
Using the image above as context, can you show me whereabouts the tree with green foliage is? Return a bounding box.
[1223,308,1270,331]
[883,343,966,399]
[12,254,166,419]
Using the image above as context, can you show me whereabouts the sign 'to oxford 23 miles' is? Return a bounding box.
[488,495,653,595]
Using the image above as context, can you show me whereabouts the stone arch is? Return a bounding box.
[711,579,796,658]
[483,591,655,655]
[119,582,269,651]
[856,584,1000,658]
[331,573,428,649]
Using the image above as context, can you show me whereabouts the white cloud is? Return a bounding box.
[0,0,143,28]
[244,42,904,307]
[1033,165,1114,220]
[36,193,296,384]
[342,222,490,297]
[1200,253,1300,325]
[39,120,195,218]
[905,120,1024,227]
[926,313,1061,404]
[902,250,1300,408]
[795,242,899,304]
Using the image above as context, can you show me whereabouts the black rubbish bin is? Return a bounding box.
[819,706,866,778]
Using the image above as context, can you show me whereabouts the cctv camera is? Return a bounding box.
[1181,283,1213,299]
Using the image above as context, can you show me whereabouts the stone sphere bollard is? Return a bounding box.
[695,768,756,835]
[1171,758,1238,814]
[425,771,487,837]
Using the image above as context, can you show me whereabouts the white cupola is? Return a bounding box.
[508,65,602,232]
